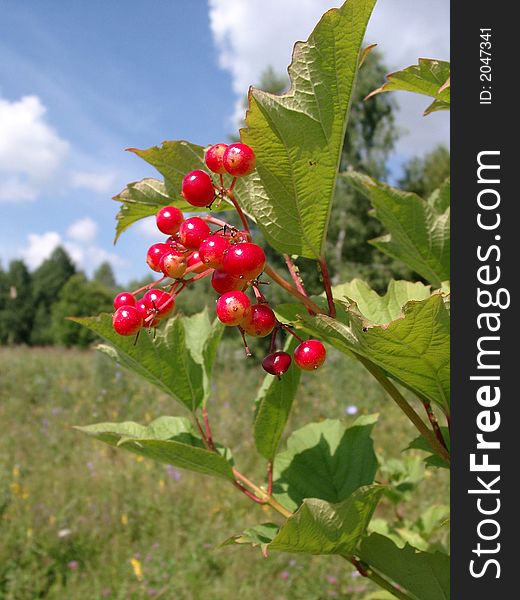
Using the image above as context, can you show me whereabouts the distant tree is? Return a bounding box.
[398,145,450,197]
[0,260,33,345]
[30,247,76,345]
[51,273,113,347]
[93,261,118,291]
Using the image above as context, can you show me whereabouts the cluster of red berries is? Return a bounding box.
[112,142,326,375]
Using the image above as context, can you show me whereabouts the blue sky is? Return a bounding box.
[0,0,449,285]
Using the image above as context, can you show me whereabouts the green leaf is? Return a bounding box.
[75,416,234,480]
[331,279,432,325]
[240,0,377,258]
[407,427,450,469]
[113,141,245,242]
[359,533,450,600]
[277,295,450,410]
[71,310,222,412]
[253,336,301,460]
[344,171,450,287]
[220,523,279,554]
[273,416,378,512]
[366,58,450,115]
[268,485,384,555]
[428,177,450,214]
[113,178,171,243]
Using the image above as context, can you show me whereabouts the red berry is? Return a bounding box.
[211,270,244,294]
[240,304,276,337]
[223,143,256,177]
[143,290,175,320]
[262,351,292,376]
[216,291,251,326]
[146,243,172,272]
[156,206,184,235]
[179,217,211,250]
[187,251,208,274]
[113,292,136,310]
[136,300,161,328]
[222,242,265,280]
[160,250,187,279]
[205,143,228,174]
[113,306,142,336]
[198,235,231,269]
[294,340,326,371]
[166,232,184,249]
[182,170,215,207]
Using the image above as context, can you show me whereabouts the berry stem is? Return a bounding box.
[252,284,268,304]
[279,323,304,343]
[131,276,166,296]
[264,265,324,315]
[269,326,279,353]
[283,254,315,316]
[238,326,252,357]
[202,215,228,228]
[318,257,336,318]
[226,190,250,234]
[228,177,237,193]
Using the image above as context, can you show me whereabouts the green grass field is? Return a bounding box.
[0,343,448,600]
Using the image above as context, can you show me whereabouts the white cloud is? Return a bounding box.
[208,0,449,158]
[0,95,69,202]
[0,94,121,202]
[22,231,62,269]
[69,170,118,194]
[67,217,99,244]
[20,218,125,274]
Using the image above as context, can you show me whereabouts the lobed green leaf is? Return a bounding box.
[71,310,223,412]
[331,279,432,325]
[273,416,378,512]
[240,0,377,258]
[344,171,450,287]
[366,58,450,115]
[276,295,450,410]
[268,485,384,555]
[75,416,234,480]
[359,533,450,600]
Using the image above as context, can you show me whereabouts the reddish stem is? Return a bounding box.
[422,400,449,453]
[264,265,324,315]
[227,191,250,233]
[202,406,215,450]
[267,460,274,496]
[318,257,336,318]
[202,215,228,228]
[279,323,304,343]
[238,326,252,357]
[284,255,313,303]
[232,481,266,504]
[132,276,166,296]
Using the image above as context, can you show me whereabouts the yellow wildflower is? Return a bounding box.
[130,558,143,581]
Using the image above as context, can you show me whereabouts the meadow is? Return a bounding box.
[0,341,448,600]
